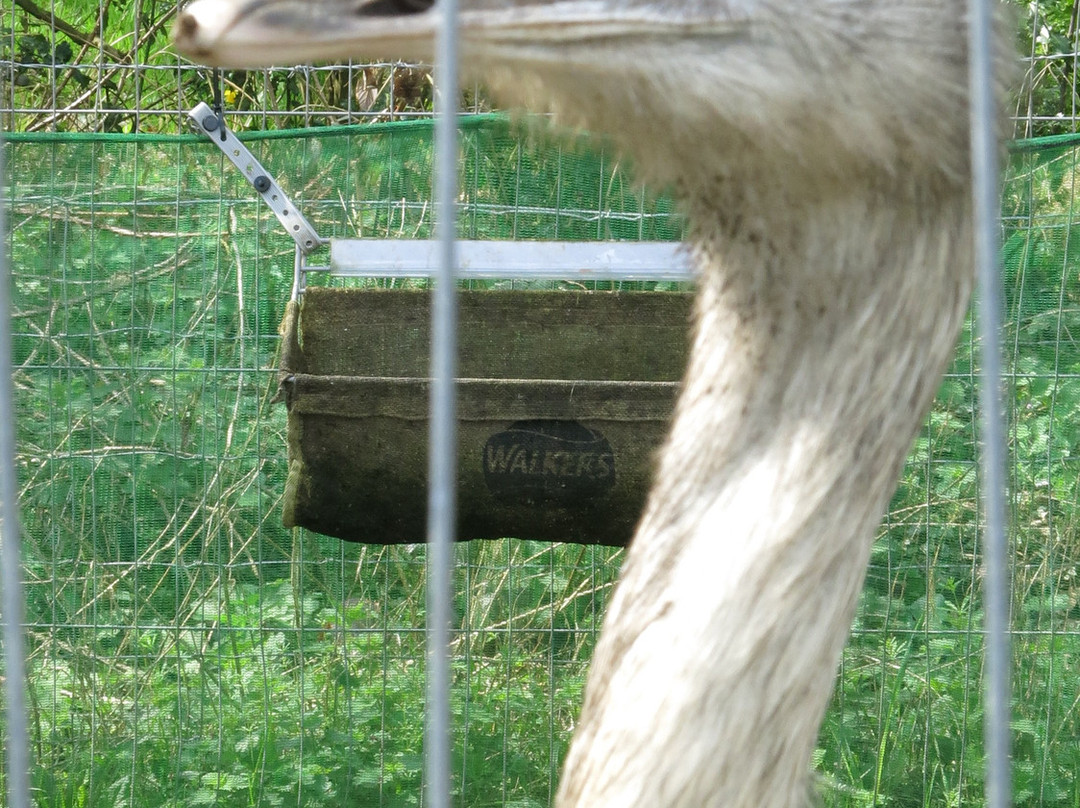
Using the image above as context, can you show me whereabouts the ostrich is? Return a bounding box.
[173,3,1008,806]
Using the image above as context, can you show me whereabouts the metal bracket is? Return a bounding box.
[188,102,325,254]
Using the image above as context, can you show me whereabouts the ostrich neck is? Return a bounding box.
[556,174,973,808]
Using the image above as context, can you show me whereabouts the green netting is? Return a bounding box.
[4,116,1080,807]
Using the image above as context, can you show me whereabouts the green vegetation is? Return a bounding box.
[3,0,441,133]
[4,0,1080,805]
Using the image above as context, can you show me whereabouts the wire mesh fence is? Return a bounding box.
[1,0,488,133]
[2,1,1080,807]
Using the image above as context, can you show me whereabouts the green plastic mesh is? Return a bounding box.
[5,116,1080,806]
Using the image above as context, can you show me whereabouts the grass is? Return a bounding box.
[21,540,612,808]
[4,117,1080,807]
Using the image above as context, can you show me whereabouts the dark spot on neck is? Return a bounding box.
[357,0,434,16]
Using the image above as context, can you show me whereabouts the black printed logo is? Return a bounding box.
[483,420,615,506]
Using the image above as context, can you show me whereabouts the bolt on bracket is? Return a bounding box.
[188,102,325,254]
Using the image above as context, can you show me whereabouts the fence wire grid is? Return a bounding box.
[0,1,1077,807]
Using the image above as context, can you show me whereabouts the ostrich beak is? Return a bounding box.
[173,0,746,69]
[174,0,438,66]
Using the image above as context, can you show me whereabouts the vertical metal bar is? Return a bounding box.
[426,0,460,804]
[0,141,31,808]
[966,2,1011,807]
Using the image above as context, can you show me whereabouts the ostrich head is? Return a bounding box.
[174,3,1008,807]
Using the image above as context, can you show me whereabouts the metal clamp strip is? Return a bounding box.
[188,102,325,254]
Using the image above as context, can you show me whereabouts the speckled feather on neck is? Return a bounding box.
[491,11,1001,801]
[171,2,1007,805]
